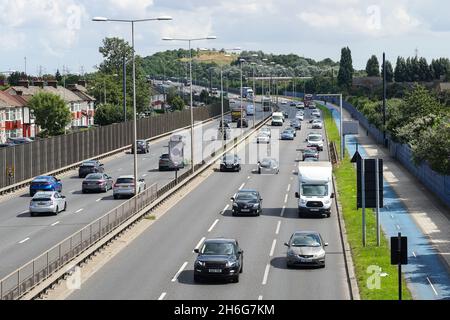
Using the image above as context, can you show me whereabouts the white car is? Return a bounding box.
[260,127,271,138]
[312,119,323,129]
[295,113,304,121]
[281,100,288,105]
[296,102,305,109]
[29,191,67,216]
[306,133,324,151]
[257,158,280,174]
[311,109,321,117]
[113,175,146,199]
[256,133,270,144]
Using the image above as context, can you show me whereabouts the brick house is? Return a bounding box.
[0,90,31,143]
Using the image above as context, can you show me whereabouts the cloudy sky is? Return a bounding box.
[1,0,449,75]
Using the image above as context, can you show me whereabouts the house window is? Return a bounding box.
[5,108,16,121]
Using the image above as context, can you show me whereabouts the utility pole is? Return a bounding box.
[382,52,387,146]
[123,55,127,121]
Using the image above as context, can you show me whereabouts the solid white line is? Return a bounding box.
[412,251,417,258]
[51,221,60,226]
[258,295,263,300]
[172,261,188,282]
[208,219,220,233]
[19,237,30,244]
[96,198,102,202]
[222,204,229,212]
[75,208,84,213]
[275,220,281,235]
[142,174,148,177]
[158,292,167,300]
[194,237,206,252]
[284,194,288,203]
[239,183,245,190]
[262,264,270,285]
[286,184,291,192]
[269,239,277,257]
[426,277,439,296]
[280,206,286,217]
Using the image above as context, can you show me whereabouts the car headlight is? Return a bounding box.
[196,261,205,267]
[253,203,260,208]
[226,261,237,268]
[300,198,307,204]
[315,251,325,258]
[324,199,331,205]
[287,250,296,256]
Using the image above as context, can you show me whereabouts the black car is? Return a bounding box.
[231,189,263,216]
[220,154,241,172]
[236,118,248,128]
[7,137,33,145]
[0,143,14,148]
[78,160,104,178]
[158,153,184,171]
[131,140,149,154]
[290,120,301,130]
[193,238,244,283]
[283,111,289,118]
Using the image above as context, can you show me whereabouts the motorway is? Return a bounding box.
[67,104,350,300]
[0,98,264,280]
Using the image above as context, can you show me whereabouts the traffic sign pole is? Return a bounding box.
[376,158,380,246]
[362,159,366,247]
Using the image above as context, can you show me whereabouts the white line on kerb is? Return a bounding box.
[239,183,245,190]
[275,220,281,235]
[51,221,60,226]
[284,194,288,203]
[286,184,291,192]
[269,239,277,257]
[19,237,30,244]
[171,262,188,282]
[158,292,167,300]
[208,219,219,232]
[280,206,286,217]
[194,237,205,252]
[258,295,263,300]
[75,209,84,213]
[262,264,270,285]
[427,277,439,296]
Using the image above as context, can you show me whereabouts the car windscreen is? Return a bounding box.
[160,154,170,159]
[260,159,273,168]
[86,174,103,180]
[236,192,258,201]
[272,116,282,121]
[291,234,321,247]
[201,242,235,255]
[81,162,96,167]
[223,155,236,162]
[302,184,328,196]
[116,178,134,184]
[308,136,322,142]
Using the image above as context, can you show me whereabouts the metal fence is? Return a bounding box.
[0,183,158,300]
[0,102,229,190]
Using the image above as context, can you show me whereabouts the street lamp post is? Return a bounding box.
[162,36,217,174]
[239,58,246,135]
[93,15,172,194]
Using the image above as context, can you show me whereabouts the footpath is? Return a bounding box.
[324,101,450,300]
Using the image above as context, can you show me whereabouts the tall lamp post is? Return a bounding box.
[239,58,246,135]
[93,15,172,194]
[162,36,217,174]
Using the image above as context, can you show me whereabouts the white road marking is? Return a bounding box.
[275,220,281,235]
[396,224,401,230]
[75,208,84,213]
[70,190,76,194]
[292,170,296,174]
[172,262,188,282]
[286,184,291,192]
[21,210,28,215]
[262,264,270,285]
[412,251,417,258]
[221,204,229,215]
[426,277,439,296]
[208,219,220,233]
[280,206,286,217]
[142,174,148,177]
[269,239,277,257]
[19,237,30,244]
[390,214,394,219]
[290,177,293,180]
[51,221,60,226]
[247,176,250,180]
[284,194,288,203]
[258,295,263,300]
[194,237,206,252]
[96,198,102,202]
[239,183,245,190]
[158,292,167,300]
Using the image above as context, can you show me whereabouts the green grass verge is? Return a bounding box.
[317,103,412,300]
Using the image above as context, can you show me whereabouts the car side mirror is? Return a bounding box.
[238,250,243,254]
[139,179,145,182]
[194,249,199,253]
[324,243,329,247]
[230,197,235,201]
[295,192,300,199]
[284,242,290,247]
[331,193,335,199]
[61,196,66,199]
[100,164,104,166]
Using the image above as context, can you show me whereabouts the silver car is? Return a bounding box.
[312,119,323,129]
[256,133,270,144]
[29,191,67,216]
[257,158,279,174]
[113,175,146,199]
[260,127,271,138]
[284,231,328,268]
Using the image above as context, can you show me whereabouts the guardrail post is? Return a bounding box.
[32,260,35,286]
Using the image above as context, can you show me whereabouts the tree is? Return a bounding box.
[171,96,185,111]
[365,55,380,77]
[55,69,62,83]
[394,57,407,82]
[418,57,432,81]
[337,47,354,90]
[94,103,130,126]
[98,37,133,74]
[7,72,28,86]
[382,60,394,83]
[28,92,72,136]
[431,58,450,80]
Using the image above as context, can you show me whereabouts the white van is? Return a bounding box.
[246,104,255,115]
[295,162,334,218]
[271,112,284,126]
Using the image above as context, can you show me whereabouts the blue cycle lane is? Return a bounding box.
[324,104,450,300]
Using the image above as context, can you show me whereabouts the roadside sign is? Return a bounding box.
[343,121,359,135]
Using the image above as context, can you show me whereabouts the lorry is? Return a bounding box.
[231,106,246,122]
[261,96,271,112]
[271,112,284,126]
[295,161,334,218]
[304,94,313,108]
[246,104,255,115]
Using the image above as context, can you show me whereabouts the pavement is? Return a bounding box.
[323,101,450,300]
[63,104,351,300]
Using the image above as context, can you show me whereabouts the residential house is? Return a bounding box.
[0,90,29,143]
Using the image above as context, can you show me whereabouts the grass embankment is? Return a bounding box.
[180,51,237,66]
[317,103,412,300]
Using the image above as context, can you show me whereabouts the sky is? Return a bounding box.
[1,0,449,76]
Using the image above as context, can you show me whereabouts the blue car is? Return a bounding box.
[30,176,62,196]
[280,130,295,140]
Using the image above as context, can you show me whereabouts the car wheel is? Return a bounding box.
[327,212,331,218]
[55,206,59,215]
[321,264,326,269]
[30,211,35,217]
[82,189,86,194]
[233,275,239,283]
[114,194,119,200]
[286,262,293,269]
[63,202,67,211]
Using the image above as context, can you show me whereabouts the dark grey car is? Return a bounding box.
[78,160,104,178]
[231,189,263,216]
[284,231,328,268]
[82,173,113,193]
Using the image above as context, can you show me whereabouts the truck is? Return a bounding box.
[231,106,246,122]
[304,94,313,108]
[295,161,334,218]
[261,96,271,112]
[271,112,284,126]
[246,104,255,115]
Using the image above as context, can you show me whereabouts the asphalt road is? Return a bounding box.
[67,104,350,300]
[0,100,265,280]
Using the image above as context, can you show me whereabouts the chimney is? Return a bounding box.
[33,80,44,88]
[47,80,58,88]
[18,79,29,88]
[77,80,87,87]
